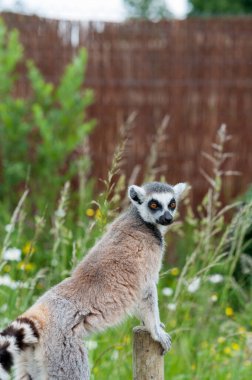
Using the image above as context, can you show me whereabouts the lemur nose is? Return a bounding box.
[159,211,173,225]
[164,211,173,224]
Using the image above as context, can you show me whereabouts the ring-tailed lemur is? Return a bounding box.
[0,181,187,380]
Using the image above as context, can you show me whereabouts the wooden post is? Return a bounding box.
[133,326,164,380]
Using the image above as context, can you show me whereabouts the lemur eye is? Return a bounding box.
[169,200,176,210]
[150,202,158,210]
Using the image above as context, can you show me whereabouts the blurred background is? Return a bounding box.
[1,0,252,206]
[1,1,252,379]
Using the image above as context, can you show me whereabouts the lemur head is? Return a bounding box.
[128,181,187,229]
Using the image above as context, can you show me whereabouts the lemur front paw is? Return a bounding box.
[142,321,165,329]
[154,329,172,355]
[160,322,165,329]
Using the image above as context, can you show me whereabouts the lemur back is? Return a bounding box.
[0,181,186,380]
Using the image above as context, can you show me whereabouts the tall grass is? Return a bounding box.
[0,124,252,380]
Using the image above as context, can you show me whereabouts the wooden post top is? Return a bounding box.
[133,326,164,380]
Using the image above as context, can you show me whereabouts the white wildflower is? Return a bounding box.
[55,209,66,218]
[208,274,224,284]
[162,287,173,297]
[86,340,98,350]
[3,247,21,261]
[0,304,8,312]
[187,277,201,293]
[0,275,19,289]
[211,294,218,302]
[167,303,177,311]
[5,224,13,233]
[111,350,119,360]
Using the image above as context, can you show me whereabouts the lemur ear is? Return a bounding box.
[173,183,188,199]
[128,185,146,205]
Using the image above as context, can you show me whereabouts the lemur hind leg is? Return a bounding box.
[44,332,89,380]
[37,299,90,380]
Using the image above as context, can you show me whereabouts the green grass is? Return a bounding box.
[1,261,252,379]
[1,125,252,379]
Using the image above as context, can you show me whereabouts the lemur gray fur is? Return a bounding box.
[0,181,187,380]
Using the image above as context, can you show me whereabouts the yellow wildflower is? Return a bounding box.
[23,242,36,255]
[238,326,246,334]
[93,367,99,374]
[95,209,102,220]
[25,263,35,271]
[18,262,35,271]
[115,345,123,350]
[224,347,232,355]
[225,307,234,317]
[191,364,196,371]
[231,342,240,351]
[86,208,95,217]
[123,335,130,345]
[217,337,225,344]
[3,264,11,273]
[170,267,180,276]
[18,261,25,270]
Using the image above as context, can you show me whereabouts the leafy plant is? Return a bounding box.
[0,19,95,213]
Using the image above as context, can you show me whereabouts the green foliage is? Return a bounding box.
[189,0,252,16]
[123,0,172,20]
[0,19,95,212]
[0,20,23,94]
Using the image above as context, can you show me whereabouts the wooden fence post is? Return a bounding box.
[133,326,164,380]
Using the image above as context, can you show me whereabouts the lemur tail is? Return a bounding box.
[0,317,39,379]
